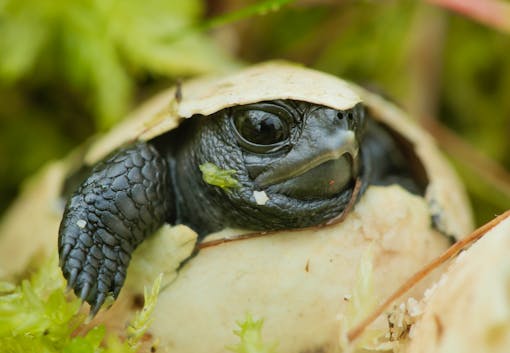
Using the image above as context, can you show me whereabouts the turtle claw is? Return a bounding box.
[66,267,79,292]
[59,244,71,267]
[58,209,128,315]
[79,282,92,302]
[90,292,107,318]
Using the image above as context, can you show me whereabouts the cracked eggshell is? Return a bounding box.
[141,185,452,353]
[402,215,510,353]
[0,62,472,352]
[0,162,65,278]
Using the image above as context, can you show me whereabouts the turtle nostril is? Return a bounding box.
[337,111,355,121]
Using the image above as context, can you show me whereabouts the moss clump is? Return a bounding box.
[0,255,162,353]
[200,162,240,189]
[228,314,278,353]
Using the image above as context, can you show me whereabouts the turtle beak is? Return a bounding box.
[254,109,360,199]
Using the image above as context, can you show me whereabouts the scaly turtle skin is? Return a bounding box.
[59,98,422,316]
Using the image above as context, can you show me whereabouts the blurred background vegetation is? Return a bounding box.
[0,0,509,226]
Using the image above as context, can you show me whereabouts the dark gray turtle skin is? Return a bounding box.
[58,99,423,316]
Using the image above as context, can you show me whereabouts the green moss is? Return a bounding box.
[0,254,281,353]
[228,314,278,353]
[126,274,162,351]
[0,0,236,129]
[0,255,162,353]
[200,162,240,189]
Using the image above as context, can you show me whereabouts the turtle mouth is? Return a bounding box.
[266,153,355,200]
[253,129,359,200]
[254,130,358,187]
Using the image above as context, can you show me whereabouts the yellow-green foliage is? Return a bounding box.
[338,245,390,352]
[0,0,236,128]
[0,254,278,353]
[126,274,162,351]
[228,314,278,353]
[0,256,162,353]
[200,162,240,189]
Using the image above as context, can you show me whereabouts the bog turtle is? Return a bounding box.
[55,62,471,317]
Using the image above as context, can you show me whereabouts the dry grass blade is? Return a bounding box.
[347,209,510,343]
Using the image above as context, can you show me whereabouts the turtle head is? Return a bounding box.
[174,99,367,233]
[231,100,365,200]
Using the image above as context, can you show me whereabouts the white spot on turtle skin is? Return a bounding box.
[76,219,87,229]
[253,191,269,205]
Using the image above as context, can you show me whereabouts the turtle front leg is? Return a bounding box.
[58,142,174,316]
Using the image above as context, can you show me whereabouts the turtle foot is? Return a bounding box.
[58,142,172,316]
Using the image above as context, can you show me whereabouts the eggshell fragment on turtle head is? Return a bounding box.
[84,62,362,164]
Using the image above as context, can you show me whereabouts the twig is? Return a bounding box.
[347,209,510,343]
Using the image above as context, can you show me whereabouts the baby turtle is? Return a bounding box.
[57,62,461,316]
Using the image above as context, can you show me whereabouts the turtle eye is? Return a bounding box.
[233,109,289,146]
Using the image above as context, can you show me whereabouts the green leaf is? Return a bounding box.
[62,326,105,353]
[199,162,240,189]
[0,257,81,352]
[111,0,236,77]
[203,0,298,30]
[228,314,278,353]
[58,2,132,129]
[0,0,238,129]
[0,1,51,83]
[126,273,163,351]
